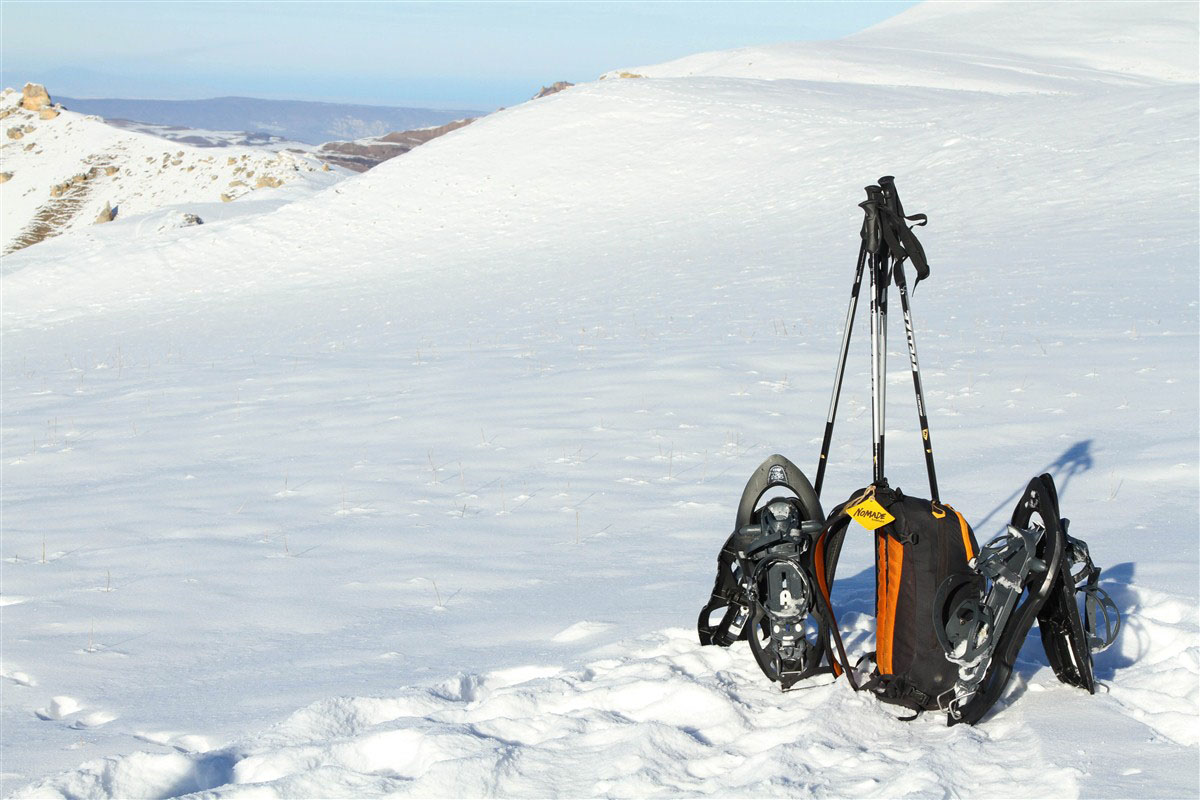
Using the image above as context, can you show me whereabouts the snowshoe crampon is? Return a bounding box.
[697,454,830,688]
[935,473,1120,725]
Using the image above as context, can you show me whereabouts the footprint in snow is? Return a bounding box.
[33,694,118,727]
[35,695,82,720]
[552,621,616,643]
[2,667,36,686]
[72,711,118,729]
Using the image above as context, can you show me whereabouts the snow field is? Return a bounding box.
[17,618,1199,799]
[2,1,1198,796]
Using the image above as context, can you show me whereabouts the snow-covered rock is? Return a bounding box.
[20,82,52,111]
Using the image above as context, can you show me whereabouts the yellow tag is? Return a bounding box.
[847,496,895,531]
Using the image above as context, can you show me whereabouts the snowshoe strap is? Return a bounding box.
[697,525,756,646]
[1063,531,1121,652]
[862,672,931,718]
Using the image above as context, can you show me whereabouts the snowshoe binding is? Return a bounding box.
[697,454,831,688]
[935,473,1120,725]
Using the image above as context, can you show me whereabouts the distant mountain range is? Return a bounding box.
[54,95,483,145]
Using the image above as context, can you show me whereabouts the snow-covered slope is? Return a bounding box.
[3,2,1197,797]
[0,87,347,254]
[603,0,1197,90]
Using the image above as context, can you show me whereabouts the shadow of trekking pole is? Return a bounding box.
[974,439,1095,532]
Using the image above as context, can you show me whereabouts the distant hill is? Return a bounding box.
[54,95,484,145]
[0,85,349,254]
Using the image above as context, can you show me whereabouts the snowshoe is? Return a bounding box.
[697,454,830,688]
[1037,515,1122,692]
[936,473,1121,724]
[936,474,1066,725]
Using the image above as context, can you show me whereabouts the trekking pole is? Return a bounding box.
[866,239,886,483]
[877,247,890,486]
[877,176,940,502]
[813,240,868,498]
[862,185,890,486]
[893,263,939,502]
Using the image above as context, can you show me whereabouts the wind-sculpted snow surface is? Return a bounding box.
[3,1,1197,797]
[20,614,1199,799]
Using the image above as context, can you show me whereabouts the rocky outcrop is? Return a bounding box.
[317,117,476,172]
[94,202,115,224]
[21,83,51,111]
[533,81,574,99]
[49,166,111,198]
[0,172,12,183]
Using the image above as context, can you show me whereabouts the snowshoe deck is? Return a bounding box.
[697,455,830,688]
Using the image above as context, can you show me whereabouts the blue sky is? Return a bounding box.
[2,1,917,110]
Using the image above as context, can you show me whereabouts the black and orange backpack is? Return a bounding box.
[815,483,979,714]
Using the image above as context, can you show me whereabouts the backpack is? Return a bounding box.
[814,483,979,714]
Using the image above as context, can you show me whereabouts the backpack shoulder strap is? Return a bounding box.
[812,487,875,688]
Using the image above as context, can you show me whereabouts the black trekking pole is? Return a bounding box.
[863,185,890,487]
[893,262,939,502]
[813,239,868,498]
[877,176,940,502]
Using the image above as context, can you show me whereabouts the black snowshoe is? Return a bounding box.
[697,454,832,688]
[935,474,1120,725]
[1039,512,1122,692]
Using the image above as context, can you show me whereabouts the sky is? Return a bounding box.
[1,1,917,111]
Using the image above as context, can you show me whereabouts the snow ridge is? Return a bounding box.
[605,0,1197,90]
[0,87,347,255]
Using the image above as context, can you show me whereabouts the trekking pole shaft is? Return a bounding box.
[895,266,940,502]
[879,257,889,484]
[814,244,868,497]
[869,252,887,485]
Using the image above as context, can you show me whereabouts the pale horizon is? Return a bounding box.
[1,0,917,110]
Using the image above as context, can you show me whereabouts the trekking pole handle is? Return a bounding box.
[877,175,901,214]
[859,185,884,253]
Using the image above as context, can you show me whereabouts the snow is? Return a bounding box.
[3,1,1198,797]
[0,90,348,255]
[605,0,1197,89]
